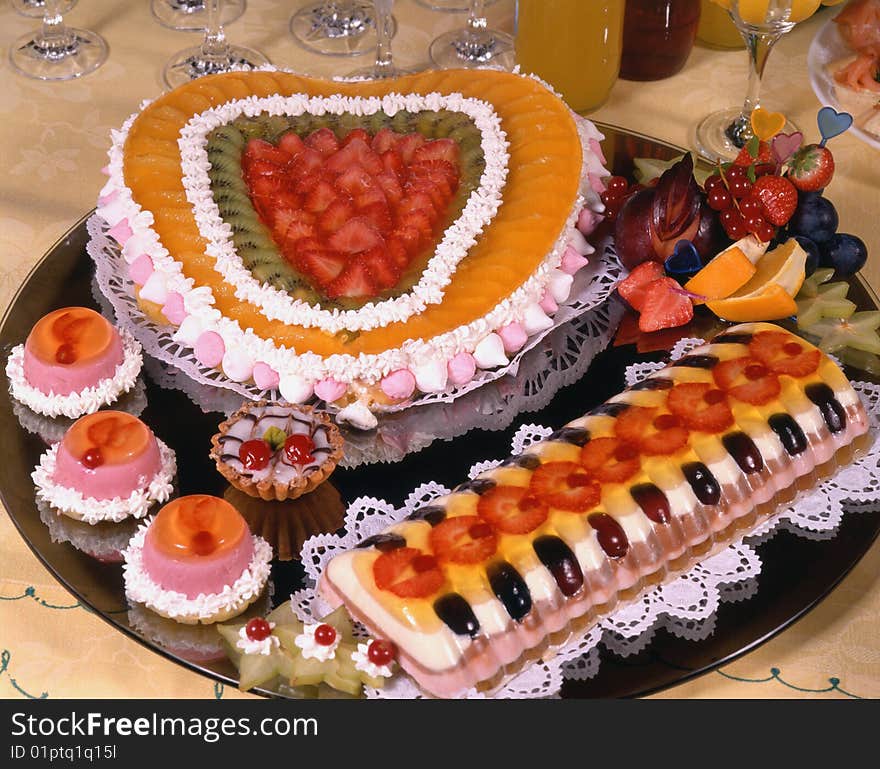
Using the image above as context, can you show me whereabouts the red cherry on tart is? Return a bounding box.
[22,307,123,396]
[52,411,161,501]
[240,128,462,301]
[239,439,271,471]
[245,617,272,642]
[367,639,396,667]
[141,495,256,600]
[313,623,337,646]
[284,434,315,465]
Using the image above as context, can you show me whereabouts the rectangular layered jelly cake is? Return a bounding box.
[320,323,871,697]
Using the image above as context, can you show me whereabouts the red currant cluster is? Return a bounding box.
[600,175,643,222]
[705,166,776,243]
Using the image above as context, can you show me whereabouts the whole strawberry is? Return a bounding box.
[752,175,798,227]
[733,139,773,167]
[787,143,834,192]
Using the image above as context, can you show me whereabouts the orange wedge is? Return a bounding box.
[706,283,798,322]
[731,238,807,300]
[684,246,757,305]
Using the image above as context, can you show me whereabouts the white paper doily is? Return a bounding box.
[86,214,623,411]
[292,342,880,699]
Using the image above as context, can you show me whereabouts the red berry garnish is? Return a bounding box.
[739,196,762,216]
[755,221,777,243]
[704,174,725,192]
[605,175,629,196]
[284,433,315,465]
[725,165,747,183]
[703,389,727,405]
[239,439,271,471]
[720,209,748,239]
[367,639,396,667]
[653,413,680,430]
[55,343,77,364]
[783,342,804,356]
[745,363,769,380]
[729,177,753,200]
[81,447,104,469]
[245,617,272,642]
[313,623,337,646]
[707,187,733,212]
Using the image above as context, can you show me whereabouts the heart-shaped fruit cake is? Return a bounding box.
[95,69,609,417]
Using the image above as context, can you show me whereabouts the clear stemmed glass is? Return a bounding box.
[11,0,75,18]
[290,1,396,57]
[162,0,270,89]
[349,0,415,79]
[9,0,108,80]
[414,0,499,12]
[427,0,514,70]
[694,0,825,161]
[151,0,245,32]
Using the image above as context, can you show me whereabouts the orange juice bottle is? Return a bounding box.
[515,0,625,114]
[696,0,745,49]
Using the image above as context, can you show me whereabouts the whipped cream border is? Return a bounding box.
[122,524,273,623]
[6,329,144,419]
[179,92,509,333]
[32,438,177,525]
[97,73,599,386]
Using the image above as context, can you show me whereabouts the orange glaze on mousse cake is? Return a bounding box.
[95,68,609,419]
[319,323,871,698]
[7,307,143,418]
[32,411,176,525]
[123,495,273,624]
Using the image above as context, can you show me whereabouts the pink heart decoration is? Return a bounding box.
[771,131,803,165]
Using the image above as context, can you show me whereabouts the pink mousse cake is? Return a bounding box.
[7,306,143,418]
[123,495,272,625]
[32,410,176,524]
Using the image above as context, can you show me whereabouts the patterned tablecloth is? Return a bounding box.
[1,1,878,700]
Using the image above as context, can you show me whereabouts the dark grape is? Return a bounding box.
[792,235,820,277]
[820,232,867,277]
[788,195,838,245]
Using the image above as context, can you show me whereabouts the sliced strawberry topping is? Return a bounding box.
[305,127,340,156]
[477,486,548,535]
[397,133,427,164]
[326,257,376,299]
[429,515,498,565]
[748,331,821,378]
[318,198,355,235]
[241,126,463,301]
[638,277,694,333]
[667,382,734,433]
[615,406,689,455]
[327,217,383,254]
[371,127,402,154]
[360,246,400,290]
[580,437,641,484]
[713,356,782,406]
[528,461,601,512]
[277,131,306,158]
[303,180,337,214]
[412,138,459,166]
[296,249,347,285]
[373,547,444,599]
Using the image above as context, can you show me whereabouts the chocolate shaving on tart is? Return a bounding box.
[211,401,344,501]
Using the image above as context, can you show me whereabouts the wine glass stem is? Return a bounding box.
[467,0,487,32]
[373,0,394,71]
[39,0,75,53]
[741,30,780,120]
[201,0,229,59]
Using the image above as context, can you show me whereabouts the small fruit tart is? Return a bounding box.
[6,307,143,419]
[122,494,273,625]
[210,401,344,501]
[31,411,176,525]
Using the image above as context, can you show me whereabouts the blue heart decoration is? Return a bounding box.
[817,106,853,146]
[665,240,702,276]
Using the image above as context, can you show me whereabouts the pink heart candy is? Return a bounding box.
[771,131,803,165]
